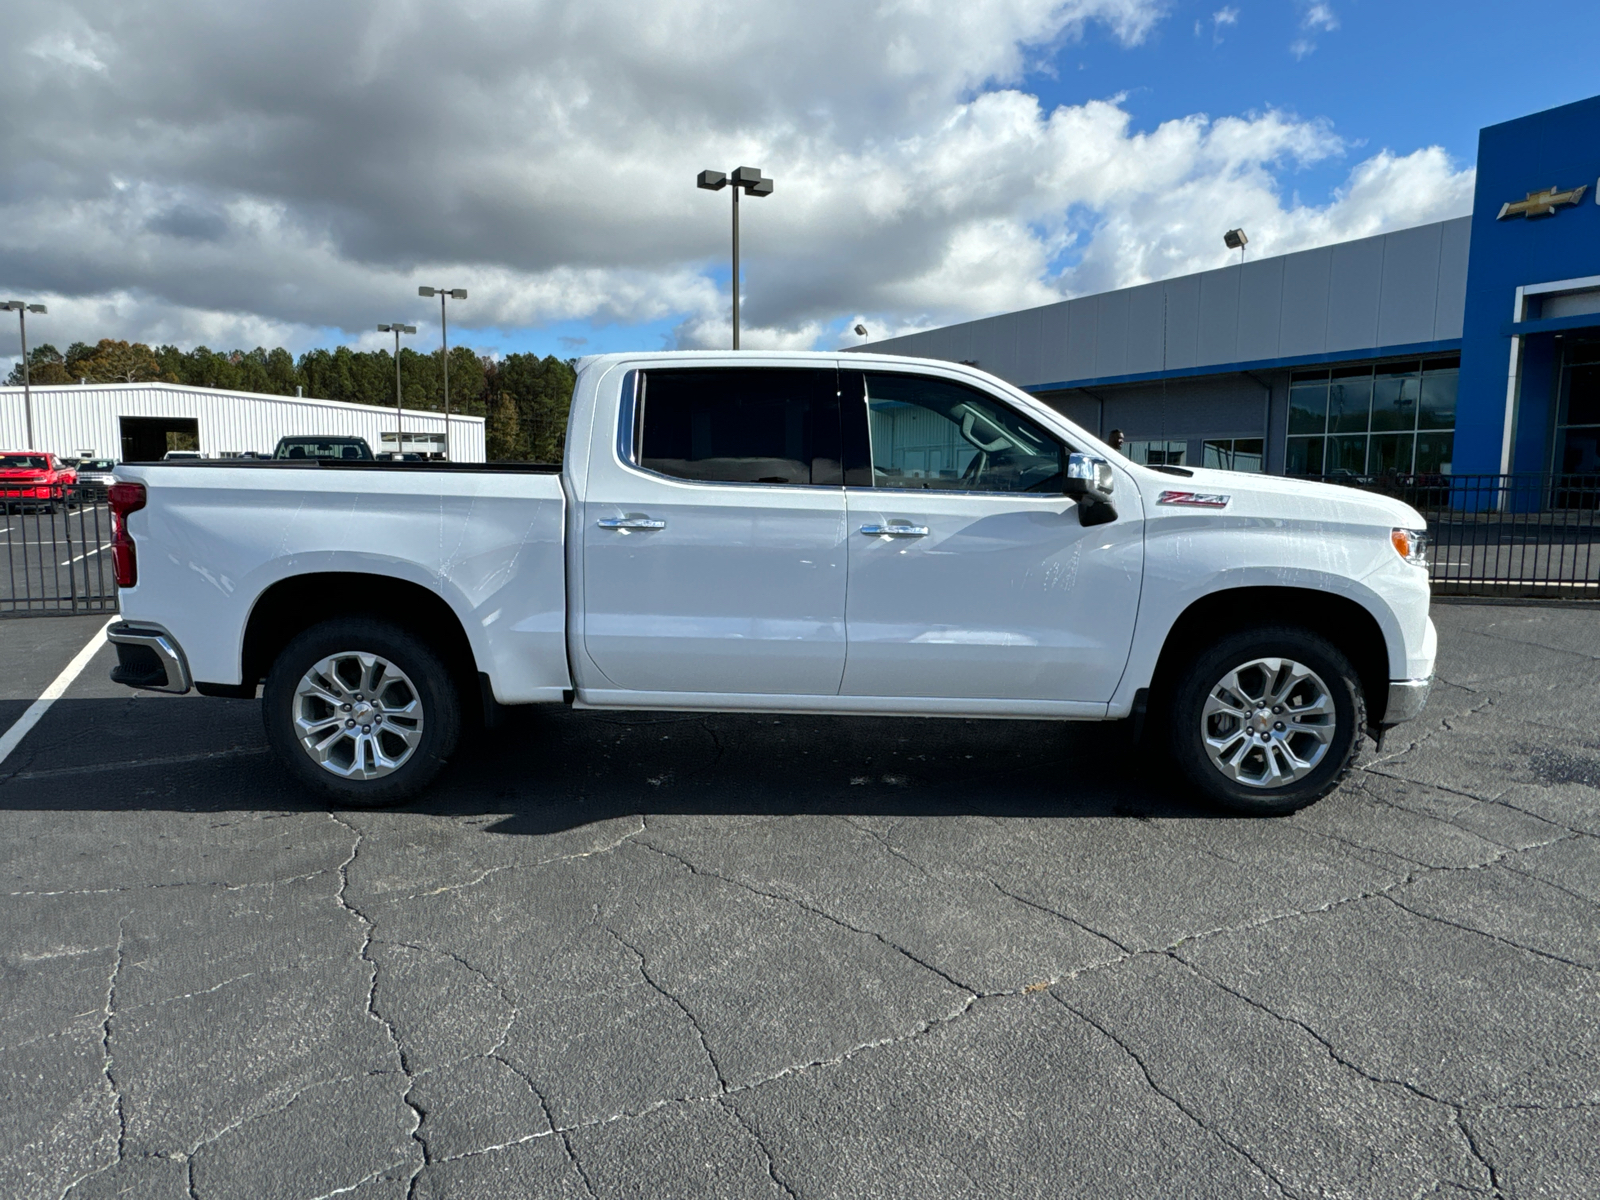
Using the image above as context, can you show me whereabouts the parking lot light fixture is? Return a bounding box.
[1224,228,1248,265]
[2,301,47,450]
[697,167,773,349]
[417,287,468,459]
[377,324,418,458]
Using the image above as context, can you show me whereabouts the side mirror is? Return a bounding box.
[1065,453,1117,526]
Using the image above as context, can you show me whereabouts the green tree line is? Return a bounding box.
[6,338,575,462]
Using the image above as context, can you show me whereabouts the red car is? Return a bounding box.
[0,451,77,513]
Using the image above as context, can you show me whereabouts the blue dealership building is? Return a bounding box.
[858,94,1600,484]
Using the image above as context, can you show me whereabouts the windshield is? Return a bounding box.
[0,455,49,470]
[81,459,117,470]
[274,438,375,461]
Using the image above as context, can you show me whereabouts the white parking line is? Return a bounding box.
[0,619,116,771]
[59,546,108,566]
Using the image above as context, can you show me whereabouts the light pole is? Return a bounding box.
[377,324,417,458]
[696,167,773,349]
[2,301,47,449]
[417,287,467,459]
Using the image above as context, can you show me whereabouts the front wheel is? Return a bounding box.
[1167,626,1365,816]
[262,618,461,806]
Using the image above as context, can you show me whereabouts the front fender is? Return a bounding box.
[1109,517,1430,716]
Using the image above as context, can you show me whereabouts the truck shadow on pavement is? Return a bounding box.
[0,696,1222,830]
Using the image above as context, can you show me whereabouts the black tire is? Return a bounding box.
[1167,625,1365,816]
[262,617,461,807]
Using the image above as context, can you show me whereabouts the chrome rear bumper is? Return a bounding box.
[107,622,193,694]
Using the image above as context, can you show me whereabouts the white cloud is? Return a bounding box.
[1291,1,1339,57]
[1303,2,1339,31]
[0,0,1471,360]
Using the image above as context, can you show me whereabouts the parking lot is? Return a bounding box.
[2,603,1598,1199]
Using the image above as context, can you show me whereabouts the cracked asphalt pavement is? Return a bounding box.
[3,602,1599,1198]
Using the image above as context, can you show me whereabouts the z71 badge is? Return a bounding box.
[1158,490,1231,508]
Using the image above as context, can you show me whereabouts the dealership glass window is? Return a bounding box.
[1285,357,1457,475]
[1125,439,1187,467]
[1370,365,1420,432]
[1328,367,1373,433]
[1288,373,1328,434]
[1552,340,1600,476]
[1285,435,1323,476]
[1202,438,1264,472]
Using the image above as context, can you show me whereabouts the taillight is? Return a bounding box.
[108,482,147,588]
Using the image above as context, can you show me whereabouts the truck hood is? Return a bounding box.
[1133,465,1427,530]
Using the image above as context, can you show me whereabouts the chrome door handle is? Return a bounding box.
[597,517,666,530]
[859,524,929,537]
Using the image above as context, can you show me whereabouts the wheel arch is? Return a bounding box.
[1146,586,1393,726]
[241,572,483,719]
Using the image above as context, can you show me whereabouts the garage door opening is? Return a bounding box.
[121,417,200,463]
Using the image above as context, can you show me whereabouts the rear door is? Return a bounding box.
[840,368,1144,704]
[580,365,849,696]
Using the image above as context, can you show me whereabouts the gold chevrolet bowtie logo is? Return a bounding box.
[1497,184,1588,220]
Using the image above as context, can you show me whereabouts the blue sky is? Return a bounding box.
[488,1,1600,360]
[7,0,1600,366]
[1036,0,1598,211]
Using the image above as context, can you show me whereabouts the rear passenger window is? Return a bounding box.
[636,368,841,486]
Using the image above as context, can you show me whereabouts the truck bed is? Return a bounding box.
[115,460,571,703]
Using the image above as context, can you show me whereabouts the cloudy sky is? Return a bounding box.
[3,0,1597,364]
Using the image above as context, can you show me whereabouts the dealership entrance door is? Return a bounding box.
[120,417,199,462]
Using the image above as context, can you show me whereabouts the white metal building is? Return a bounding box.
[0,382,485,462]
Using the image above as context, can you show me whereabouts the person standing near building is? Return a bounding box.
[1107,429,1125,453]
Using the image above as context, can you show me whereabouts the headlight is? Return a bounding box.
[1391,528,1428,567]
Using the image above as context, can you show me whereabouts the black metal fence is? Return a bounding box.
[1313,473,1600,599]
[1,485,119,616]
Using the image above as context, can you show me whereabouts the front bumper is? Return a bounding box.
[1383,677,1432,725]
[107,622,193,694]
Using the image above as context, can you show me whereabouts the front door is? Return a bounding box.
[581,365,848,696]
[840,369,1144,704]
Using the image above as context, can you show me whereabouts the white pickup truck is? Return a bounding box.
[105,352,1435,815]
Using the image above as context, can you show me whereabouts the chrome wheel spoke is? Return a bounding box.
[302,681,345,707]
[1203,689,1251,720]
[295,714,342,739]
[379,721,421,750]
[1286,692,1334,718]
[1289,718,1336,746]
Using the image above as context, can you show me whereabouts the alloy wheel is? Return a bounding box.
[1200,656,1336,789]
[293,651,425,779]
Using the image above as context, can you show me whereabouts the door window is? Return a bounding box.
[635,368,840,486]
[860,372,1064,493]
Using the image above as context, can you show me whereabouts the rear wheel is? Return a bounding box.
[262,618,461,806]
[1168,626,1364,815]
